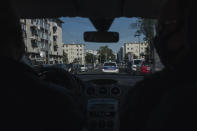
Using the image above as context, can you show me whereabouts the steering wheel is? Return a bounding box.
[38,67,87,112]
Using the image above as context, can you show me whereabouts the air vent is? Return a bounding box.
[110,87,121,96]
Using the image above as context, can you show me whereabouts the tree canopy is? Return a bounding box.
[63,51,68,64]
[85,53,97,64]
[133,18,157,63]
[97,46,115,63]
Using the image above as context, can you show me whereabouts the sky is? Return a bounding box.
[61,17,144,53]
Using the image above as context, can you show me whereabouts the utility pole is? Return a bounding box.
[138,35,140,59]
[47,43,50,64]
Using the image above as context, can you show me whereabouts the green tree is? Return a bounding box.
[63,51,68,64]
[97,46,115,63]
[85,53,97,64]
[134,18,157,63]
[73,58,78,63]
[125,53,128,61]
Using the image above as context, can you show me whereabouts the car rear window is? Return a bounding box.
[104,63,116,66]
[134,60,142,65]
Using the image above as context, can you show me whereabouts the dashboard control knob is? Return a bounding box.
[111,87,121,96]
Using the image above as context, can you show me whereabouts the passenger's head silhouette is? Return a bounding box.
[0,1,25,61]
[154,0,190,71]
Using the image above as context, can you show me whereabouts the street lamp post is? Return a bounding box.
[47,43,50,64]
[134,30,141,59]
[138,35,140,59]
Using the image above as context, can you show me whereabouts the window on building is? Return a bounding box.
[30,27,38,36]
[36,19,40,25]
[53,36,57,41]
[53,26,57,33]
[21,24,26,31]
[31,40,38,48]
[54,45,58,51]
[80,49,82,51]
[31,53,36,58]
[31,19,34,24]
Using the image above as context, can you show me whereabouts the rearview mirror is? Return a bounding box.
[84,31,119,43]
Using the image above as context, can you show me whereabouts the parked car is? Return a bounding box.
[80,65,88,72]
[126,59,143,75]
[87,64,94,70]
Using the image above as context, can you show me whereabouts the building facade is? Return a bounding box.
[86,49,98,56]
[63,44,85,65]
[117,46,124,62]
[124,42,148,60]
[20,18,63,65]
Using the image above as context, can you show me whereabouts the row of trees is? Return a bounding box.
[86,46,116,64]
[132,18,157,63]
[63,46,116,64]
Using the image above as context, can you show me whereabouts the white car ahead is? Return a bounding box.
[102,62,119,73]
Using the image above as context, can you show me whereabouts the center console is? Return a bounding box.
[85,79,121,131]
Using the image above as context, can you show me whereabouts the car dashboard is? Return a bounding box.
[78,74,143,131]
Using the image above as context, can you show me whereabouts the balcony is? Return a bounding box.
[53,32,58,36]
[53,36,58,42]
[30,36,37,40]
[31,40,38,48]
[31,22,37,28]
[40,43,48,52]
[53,41,58,46]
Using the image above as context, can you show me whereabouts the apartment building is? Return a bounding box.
[124,42,149,59]
[20,18,63,65]
[86,49,98,56]
[63,44,85,65]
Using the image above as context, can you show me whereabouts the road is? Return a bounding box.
[77,67,144,86]
[78,66,131,75]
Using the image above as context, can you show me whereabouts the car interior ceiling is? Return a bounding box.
[7,0,169,131]
[11,0,167,18]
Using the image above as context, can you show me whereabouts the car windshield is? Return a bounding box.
[21,17,164,75]
[134,60,142,65]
